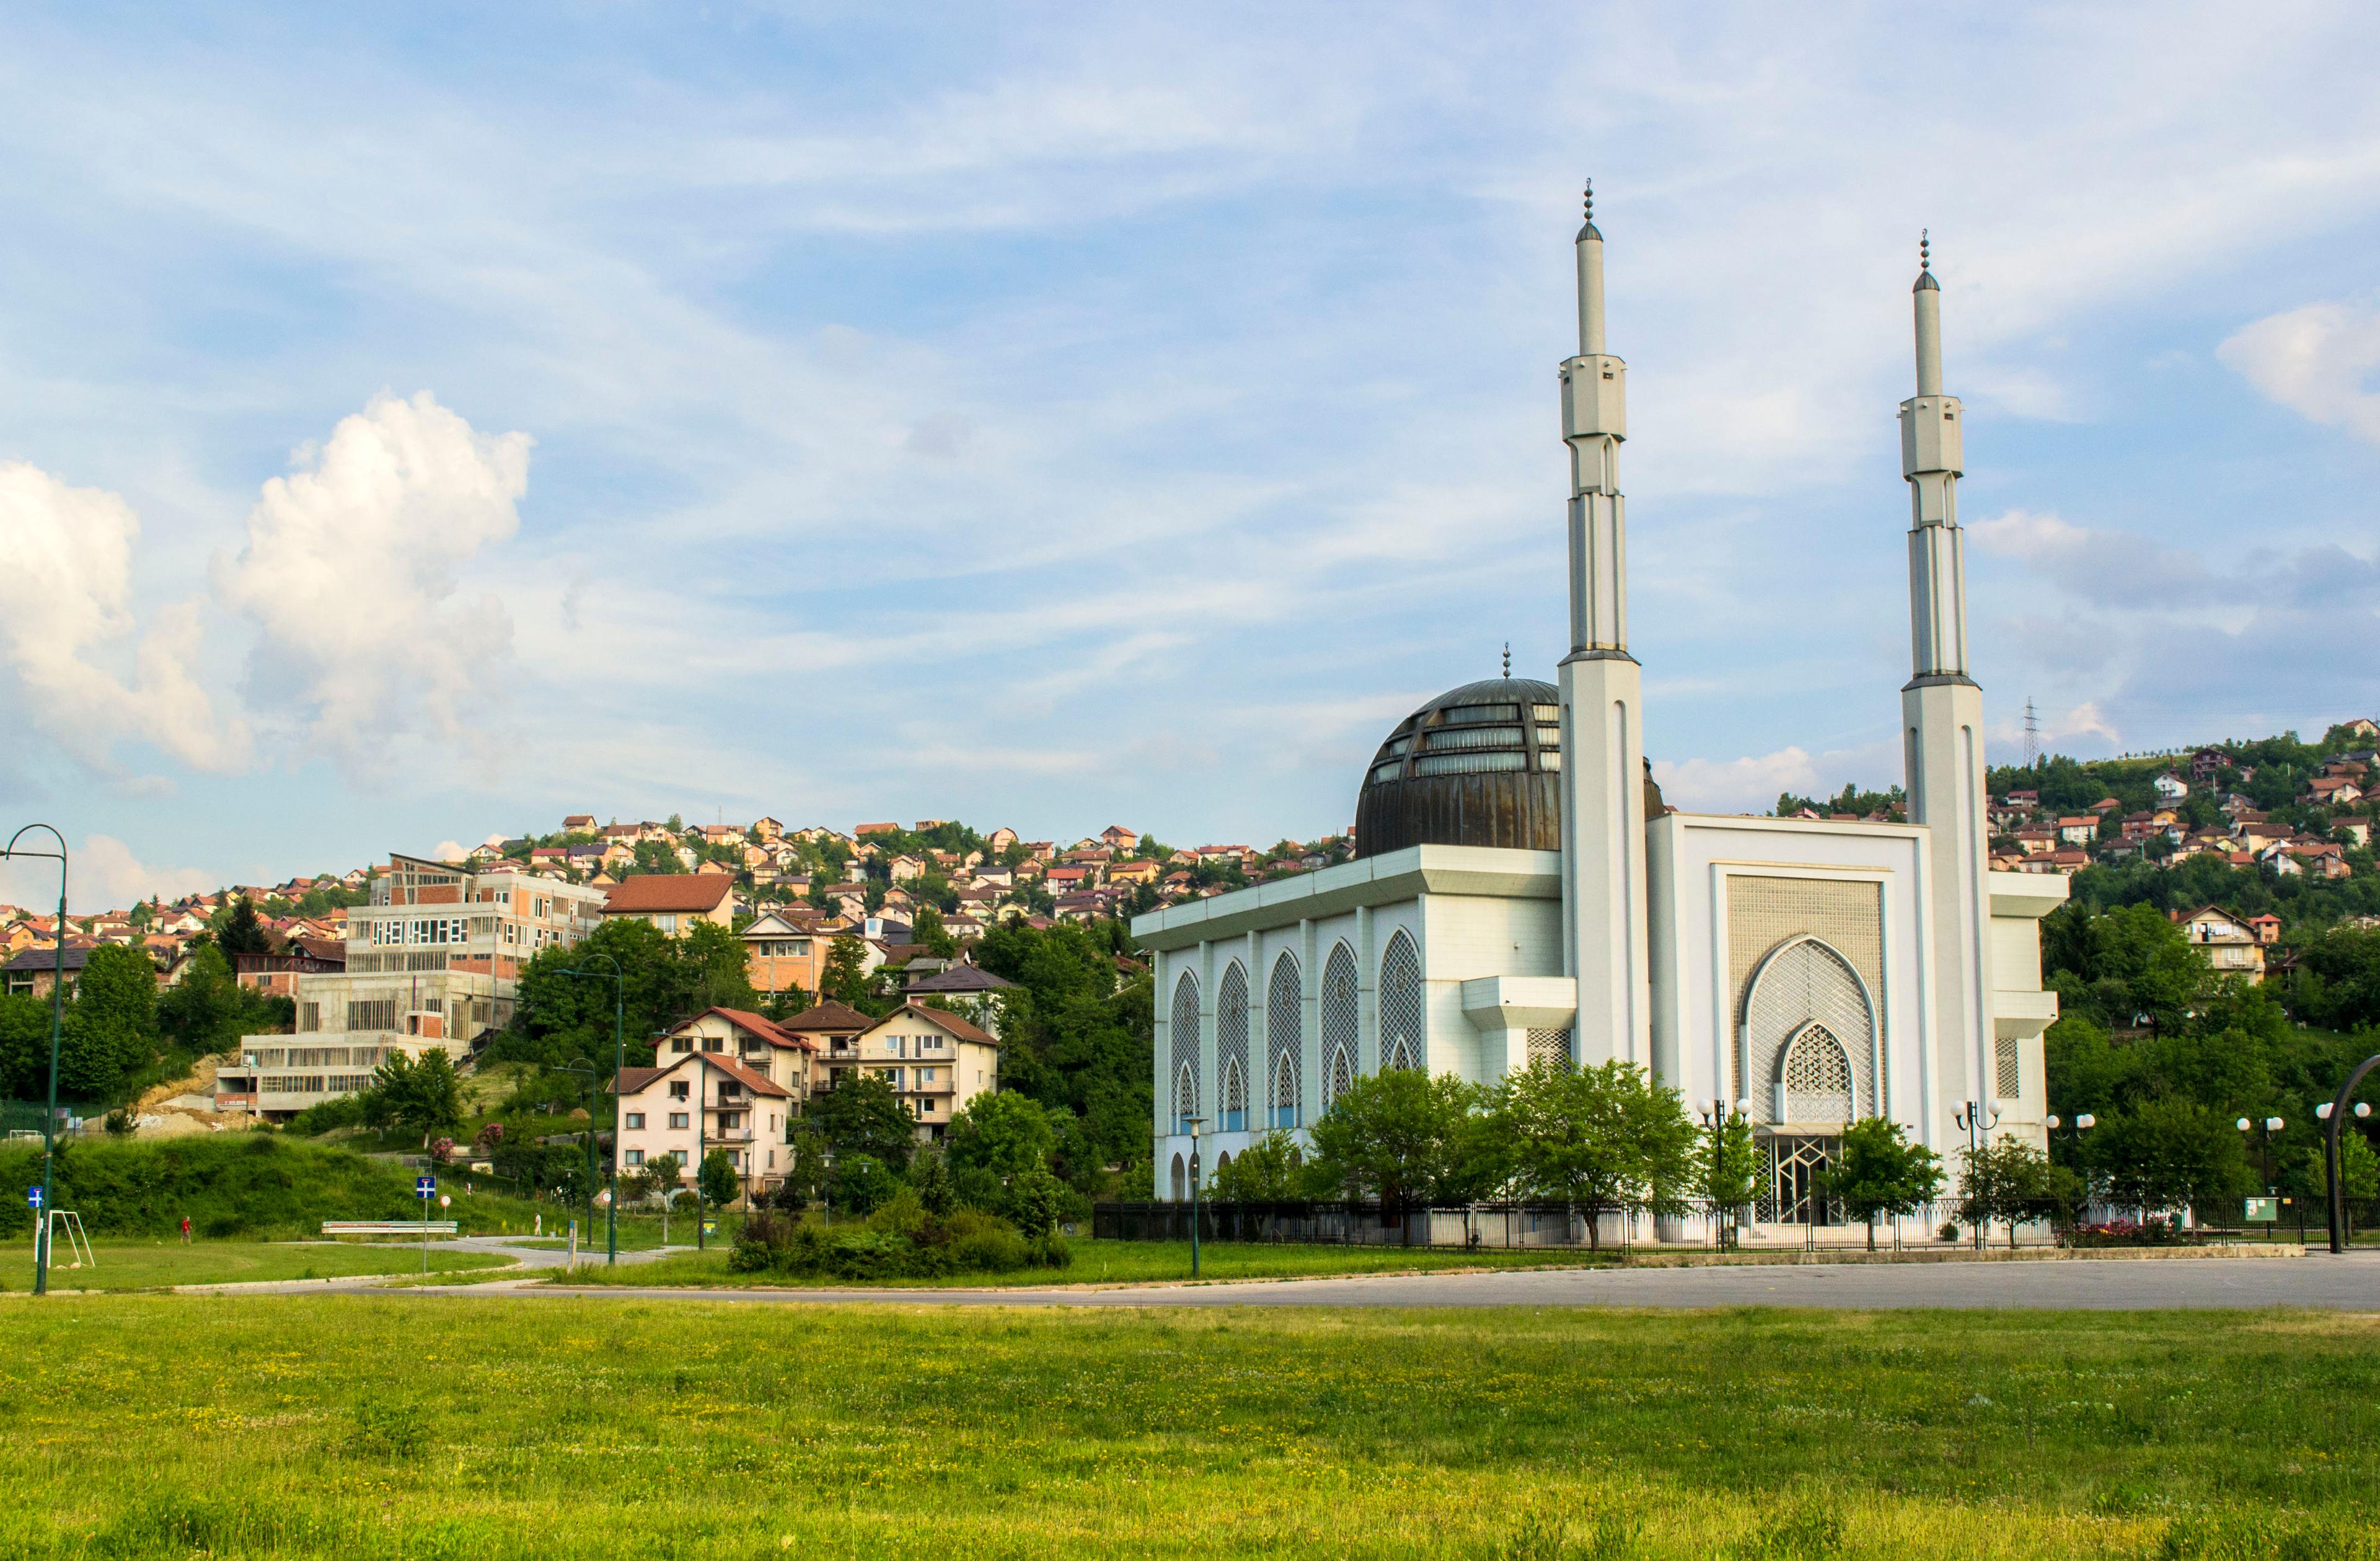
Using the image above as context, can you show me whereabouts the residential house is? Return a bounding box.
[845,1002,1001,1143]
[2189,746,2229,785]
[1047,864,1099,893]
[902,962,1015,1036]
[2154,772,2190,802]
[653,1007,817,1100]
[751,816,784,842]
[2248,914,2283,945]
[1106,858,1160,886]
[562,813,597,833]
[232,936,347,998]
[854,822,899,838]
[2012,827,2056,856]
[2,944,99,999]
[2176,905,2266,982]
[2308,778,2364,807]
[1100,825,1141,851]
[742,910,831,996]
[2056,816,2097,847]
[779,999,876,1090]
[603,873,735,935]
[610,1050,793,1203]
[2003,790,2039,811]
[971,864,1013,889]
[888,855,926,883]
[985,827,1018,853]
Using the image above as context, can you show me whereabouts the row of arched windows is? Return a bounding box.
[1171,931,1424,1133]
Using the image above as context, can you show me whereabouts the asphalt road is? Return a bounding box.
[503,1250,2380,1311]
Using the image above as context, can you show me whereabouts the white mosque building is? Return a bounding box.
[1132,190,2065,1226]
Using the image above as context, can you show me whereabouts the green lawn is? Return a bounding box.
[0,1297,2374,1557]
[557,1236,1615,1288]
[1,1239,511,1292]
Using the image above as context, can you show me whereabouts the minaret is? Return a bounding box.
[1898,231,1996,1129]
[1558,182,1651,1067]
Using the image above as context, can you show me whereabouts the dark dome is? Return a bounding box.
[1354,678,1563,859]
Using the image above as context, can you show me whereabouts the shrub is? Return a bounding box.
[726,1203,1069,1280]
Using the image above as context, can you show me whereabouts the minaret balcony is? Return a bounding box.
[1898,394,1963,477]
[1561,354,1627,441]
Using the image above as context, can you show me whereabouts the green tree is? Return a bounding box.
[698,1148,741,1209]
[1305,1068,1483,1236]
[1209,1130,1313,1201]
[1696,1112,1761,1247]
[364,1050,465,1144]
[1959,1136,2054,1250]
[215,896,272,958]
[911,905,959,960]
[1820,1117,1944,1250]
[946,1090,1058,1209]
[832,1152,897,1215]
[494,916,758,1071]
[643,1151,682,1196]
[819,935,876,1010]
[810,1070,915,1173]
[0,993,53,1100]
[970,920,1153,1194]
[60,945,157,1102]
[2092,1097,2250,1218]
[1492,1059,1699,1249]
[156,945,255,1058]
[909,1145,958,1215]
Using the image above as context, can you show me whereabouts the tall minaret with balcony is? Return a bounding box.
[1557,182,1652,1066]
[1899,232,1996,1123]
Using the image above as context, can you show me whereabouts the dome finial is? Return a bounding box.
[1583,180,1592,224]
[1502,641,1512,678]
[1919,228,1931,273]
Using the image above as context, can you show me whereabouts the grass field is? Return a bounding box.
[1,1239,513,1291]
[1,1296,2374,1557]
[557,1236,1615,1288]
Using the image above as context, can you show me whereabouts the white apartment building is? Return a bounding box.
[213,852,608,1120]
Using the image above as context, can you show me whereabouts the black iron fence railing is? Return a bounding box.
[1092,1196,2380,1252]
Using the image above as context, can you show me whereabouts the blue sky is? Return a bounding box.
[3,3,2378,910]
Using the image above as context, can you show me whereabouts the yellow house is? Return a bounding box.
[849,1002,1001,1143]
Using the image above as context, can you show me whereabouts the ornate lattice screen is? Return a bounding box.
[1378,931,1423,1071]
[1169,971,1201,1128]
[1322,944,1358,1091]
[1994,1035,2021,1099]
[1267,954,1302,1126]
[1729,874,1885,1120]
[1781,1024,1855,1121]
[1527,1028,1572,1069]
[1217,962,1250,1095]
[1742,939,1877,1122]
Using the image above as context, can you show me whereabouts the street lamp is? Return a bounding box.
[2,826,68,1297]
[2317,1080,2378,1254]
[1696,1097,1754,1250]
[556,954,625,1265]
[1184,1115,1207,1278]
[1954,1100,1999,1251]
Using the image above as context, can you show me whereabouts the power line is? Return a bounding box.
[2022,697,2040,769]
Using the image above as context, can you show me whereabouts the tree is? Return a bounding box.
[832,1152,898,1215]
[1958,1137,2054,1250]
[1696,1111,1761,1248]
[493,916,758,1071]
[1821,1117,1944,1250]
[366,1050,465,1144]
[1491,1059,1699,1249]
[946,1089,1058,1209]
[61,945,157,1102]
[699,1148,741,1208]
[1209,1130,1313,1201]
[819,935,876,1009]
[643,1151,683,1197]
[1305,1068,1483,1237]
[215,896,272,958]
[2092,1097,2249,1218]
[911,905,959,960]
[909,1146,957,1215]
[809,1071,915,1174]
[969,921,1154,1193]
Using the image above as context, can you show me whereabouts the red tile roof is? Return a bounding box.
[604,874,734,914]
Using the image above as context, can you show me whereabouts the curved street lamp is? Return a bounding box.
[556,953,625,1264]
[1,826,68,1296]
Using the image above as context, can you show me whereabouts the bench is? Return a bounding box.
[322,1221,459,1237]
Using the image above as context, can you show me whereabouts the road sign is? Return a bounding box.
[416,1175,436,1196]
[438,1195,451,1208]
[701,1218,717,1236]
[2245,1196,2278,1222]
[25,1187,41,1209]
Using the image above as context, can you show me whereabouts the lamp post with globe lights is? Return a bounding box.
[1954,1100,1999,1250]
[2317,1064,2378,1255]
[1696,1097,1755,1249]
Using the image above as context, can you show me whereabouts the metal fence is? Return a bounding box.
[1093,1196,2373,1252]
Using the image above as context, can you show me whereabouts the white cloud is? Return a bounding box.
[0,462,247,772]
[213,392,531,763]
[431,840,470,864]
[1653,746,1818,815]
[0,833,218,916]
[2219,301,2380,445]
[1968,508,2214,609]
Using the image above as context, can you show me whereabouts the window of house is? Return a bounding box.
[668,1112,689,1130]
[669,1081,690,1100]
[657,914,679,934]
[625,1149,644,1167]
[625,1112,645,1130]
[671,1035,692,1053]
[703,1036,723,1052]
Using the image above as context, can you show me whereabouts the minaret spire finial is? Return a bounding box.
[1584,180,1592,224]
[1502,641,1511,678]
[1920,228,1930,273]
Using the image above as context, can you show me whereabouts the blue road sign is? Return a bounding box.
[416,1175,436,1196]
[25,1187,41,1209]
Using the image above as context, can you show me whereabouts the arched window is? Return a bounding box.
[1217,962,1250,1131]
[1378,929,1423,1072]
[1740,935,1879,1123]
[1779,1022,1855,1123]
[1170,970,1201,1131]
[1267,953,1302,1128]
[1170,1152,1186,1202]
[1322,1042,1354,1111]
[1323,942,1358,1077]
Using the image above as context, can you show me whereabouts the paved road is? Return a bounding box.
[492,1251,2380,1311]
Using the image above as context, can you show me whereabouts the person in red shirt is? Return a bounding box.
[178,1216,191,1245]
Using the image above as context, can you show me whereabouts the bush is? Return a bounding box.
[726,1203,1069,1280]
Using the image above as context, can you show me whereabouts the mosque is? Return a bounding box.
[1131,188,2065,1226]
